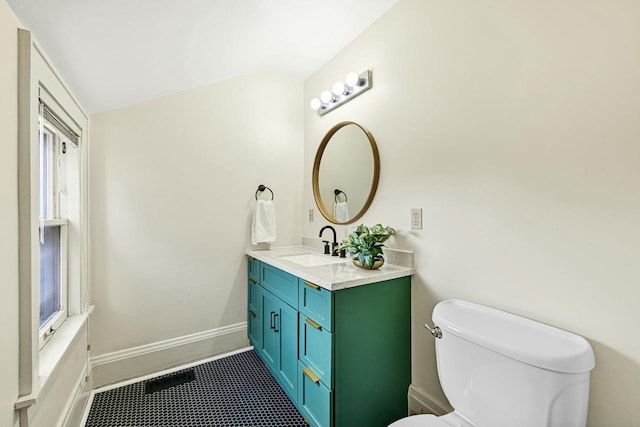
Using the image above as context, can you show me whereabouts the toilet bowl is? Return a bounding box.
[389,299,595,427]
[390,413,473,427]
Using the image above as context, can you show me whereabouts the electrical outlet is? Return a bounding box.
[308,208,314,222]
[411,208,422,230]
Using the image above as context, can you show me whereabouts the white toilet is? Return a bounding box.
[390,299,595,427]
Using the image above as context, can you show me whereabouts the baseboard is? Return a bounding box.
[89,322,248,388]
[407,384,451,416]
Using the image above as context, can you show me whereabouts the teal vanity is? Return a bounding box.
[246,121,411,425]
[246,247,413,427]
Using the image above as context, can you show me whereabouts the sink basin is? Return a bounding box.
[280,253,346,267]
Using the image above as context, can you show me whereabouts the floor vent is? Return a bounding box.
[144,369,196,394]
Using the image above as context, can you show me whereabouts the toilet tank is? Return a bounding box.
[433,299,595,427]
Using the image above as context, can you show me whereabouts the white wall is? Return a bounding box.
[303,1,640,426]
[0,2,22,426]
[90,73,303,375]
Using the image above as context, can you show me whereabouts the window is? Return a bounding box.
[37,106,78,348]
[16,30,90,412]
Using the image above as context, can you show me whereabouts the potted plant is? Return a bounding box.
[337,223,396,270]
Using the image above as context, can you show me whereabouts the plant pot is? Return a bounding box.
[352,258,384,270]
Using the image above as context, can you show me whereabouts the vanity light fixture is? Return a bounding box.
[309,69,372,116]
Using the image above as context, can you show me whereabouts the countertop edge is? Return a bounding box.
[246,246,414,291]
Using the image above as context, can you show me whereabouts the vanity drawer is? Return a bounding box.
[299,279,333,331]
[261,264,298,309]
[298,361,332,427]
[248,257,261,283]
[299,315,333,388]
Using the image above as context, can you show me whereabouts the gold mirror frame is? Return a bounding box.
[312,121,380,225]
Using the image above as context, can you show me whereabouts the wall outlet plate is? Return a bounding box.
[308,208,314,222]
[411,208,422,230]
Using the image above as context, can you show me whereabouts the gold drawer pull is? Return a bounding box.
[304,281,320,290]
[248,278,256,285]
[305,317,321,330]
[248,309,256,318]
[303,367,320,384]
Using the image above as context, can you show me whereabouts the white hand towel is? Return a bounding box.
[252,199,277,244]
[333,202,350,222]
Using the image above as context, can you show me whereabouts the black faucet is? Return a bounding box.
[319,225,338,256]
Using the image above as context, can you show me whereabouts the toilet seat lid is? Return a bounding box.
[388,414,450,427]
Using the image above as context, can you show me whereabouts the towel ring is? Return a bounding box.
[255,185,274,201]
[334,189,347,203]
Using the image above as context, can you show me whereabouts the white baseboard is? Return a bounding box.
[407,384,451,416]
[89,322,248,389]
[91,346,254,394]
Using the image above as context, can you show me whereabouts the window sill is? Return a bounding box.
[15,312,89,410]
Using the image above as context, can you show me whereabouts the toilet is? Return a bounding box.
[390,299,595,427]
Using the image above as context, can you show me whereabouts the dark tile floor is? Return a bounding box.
[85,350,308,427]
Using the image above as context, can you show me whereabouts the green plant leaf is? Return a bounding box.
[337,223,396,261]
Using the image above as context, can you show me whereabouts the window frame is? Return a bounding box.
[37,114,74,349]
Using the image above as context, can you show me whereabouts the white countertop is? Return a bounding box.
[245,246,414,291]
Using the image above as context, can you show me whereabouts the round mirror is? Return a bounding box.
[312,121,380,224]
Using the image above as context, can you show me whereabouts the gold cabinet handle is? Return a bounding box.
[305,317,321,330]
[249,278,256,285]
[248,309,256,318]
[303,367,320,384]
[304,281,320,290]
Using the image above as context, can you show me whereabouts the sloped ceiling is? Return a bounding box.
[7,0,399,113]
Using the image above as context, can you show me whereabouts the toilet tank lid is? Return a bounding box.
[433,299,595,373]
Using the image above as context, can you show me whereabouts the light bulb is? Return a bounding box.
[332,81,345,96]
[345,71,361,88]
[320,90,333,104]
[310,98,322,111]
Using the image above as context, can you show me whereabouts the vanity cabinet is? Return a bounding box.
[247,256,411,427]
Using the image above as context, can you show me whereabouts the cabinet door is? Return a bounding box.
[276,301,298,402]
[261,290,299,402]
[261,291,279,373]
